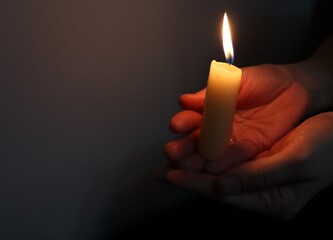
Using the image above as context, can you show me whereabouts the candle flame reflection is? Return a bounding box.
[222,13,234,64]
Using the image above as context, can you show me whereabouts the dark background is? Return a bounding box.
[0,0,331,239]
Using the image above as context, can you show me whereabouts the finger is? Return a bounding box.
[237,65,291,110]
[220,182,316,220]
[177,153,205,172]
[165,169,218,196]
[205,140,259,174]
[236,66,253,109]
[221,191,268,216]
[179,89,206,112]
[170,110,201,134]
[216,152,302,195]
[164,129,200,161]
[153,165,175,182]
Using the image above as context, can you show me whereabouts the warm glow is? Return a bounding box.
[222,13,234,64]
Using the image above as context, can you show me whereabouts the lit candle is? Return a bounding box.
[198,13,242,160]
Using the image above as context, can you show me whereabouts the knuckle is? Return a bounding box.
[244,163,268,191]
[291,150,314,179]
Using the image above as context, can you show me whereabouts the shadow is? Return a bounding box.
[113,185,333,240]
[73,145,193,240]
[305,0,333,57]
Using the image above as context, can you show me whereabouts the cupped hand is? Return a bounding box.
[164,64,311,173]
[159,112,333,219]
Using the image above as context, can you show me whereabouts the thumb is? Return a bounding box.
[216,152,302,195]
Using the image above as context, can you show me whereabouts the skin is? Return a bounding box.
[156,37,333,220]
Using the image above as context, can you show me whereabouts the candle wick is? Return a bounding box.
[225,55,233,65]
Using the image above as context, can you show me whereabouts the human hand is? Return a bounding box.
[158,112,333,219]
[156,37,333,219]
[164,64,311,173]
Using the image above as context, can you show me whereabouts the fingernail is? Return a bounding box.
[218,177,241,194]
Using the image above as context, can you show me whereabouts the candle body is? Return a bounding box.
[198,60,242,160]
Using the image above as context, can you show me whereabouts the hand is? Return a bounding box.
[159,112,333,219]
[164,64,311,173]
[156,36,333,219]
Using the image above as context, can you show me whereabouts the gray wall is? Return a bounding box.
[0,0,315,239]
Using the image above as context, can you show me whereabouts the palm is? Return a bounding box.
[232,64,309,162]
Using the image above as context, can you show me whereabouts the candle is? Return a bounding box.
[198,13,242,160]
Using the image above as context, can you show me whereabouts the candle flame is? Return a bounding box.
[222,13,234,64]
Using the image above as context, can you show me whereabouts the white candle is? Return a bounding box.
[198,13,242,160]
